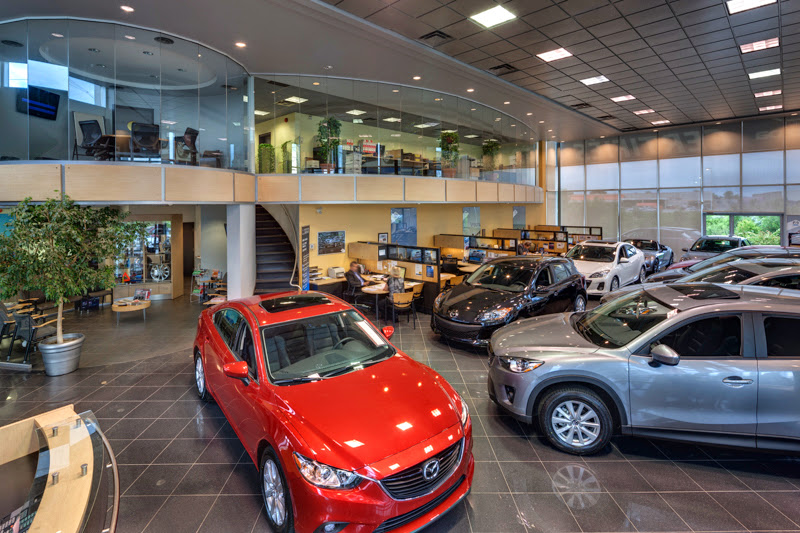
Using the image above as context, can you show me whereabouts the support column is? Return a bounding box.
[226,204,256,299]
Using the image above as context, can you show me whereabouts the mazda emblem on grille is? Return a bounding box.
[422,459,440,480]
[449,309,458,319]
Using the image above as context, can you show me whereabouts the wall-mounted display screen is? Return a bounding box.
[16,87,60,120]
[318,230,346,255]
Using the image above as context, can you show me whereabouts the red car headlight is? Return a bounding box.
[293,453,362,489]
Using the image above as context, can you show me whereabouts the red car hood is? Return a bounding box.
[277,354,462,471]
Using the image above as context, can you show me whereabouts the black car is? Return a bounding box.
[431,256,586,347]
[646,246,800,283]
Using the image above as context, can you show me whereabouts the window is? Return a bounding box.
[512,206,526,229]
[467,262,534,292]
[763,316,799,357]
[655,316,741,357]
[535,268,552,287]
[69,77,107,107]
[552,263,571,283]
[462,207,481,236]
[237,326,258,379]
[214,309,243,348]
[390,208,417,246]
[757,276,800,290]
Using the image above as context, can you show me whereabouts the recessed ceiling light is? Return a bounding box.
[391,133,401,137]
[536,48,572,62]
[547,129,553,132]
[235,42,246,48]
[217,137,227,141]
[611,94,636,102]
[470,5,516,28]
[160,120,177,125]
[353,119,364,124]
[470,108,476,111]
[539,120,544,123]
[442,129,457,133]
[495,117,501,121]
[755,89,782,97]
[412,76,421,80]
[358,134,371,137]
[526,112,533,116]
[324,65,333,70]
[465,134,479,138]
[740,37,779,53]
[759,104,783,111]
[254,110,270,116]
[503,101,510,104]
[716,122,722,124]
[51,33,64,38]
[120,5,134,12]
[392,89,400,93]
[633,109,655,115]
[312,82,320,86]
[383,117,402,122]
[748,68,780,79]
[652,120,670,125]
[551,135,556,138]
[346,109,366,115]
[285,96,308,104]
[486,138,498,142]
[124,35,136,40]
[434,98,442,101]
[793,113,798,116]
[467,88,474,92]
[413,122,439,129]
[726,0,775,15]
[580,75,609,86]
[510,124,516,127]
[600,136,605,138]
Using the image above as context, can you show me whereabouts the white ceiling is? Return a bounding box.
[0,0,618,141]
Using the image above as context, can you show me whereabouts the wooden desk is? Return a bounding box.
[458,264,480,273]
[111,298,150,325]
[440,273,456,281]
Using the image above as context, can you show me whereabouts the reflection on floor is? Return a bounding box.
[1,305,800,533]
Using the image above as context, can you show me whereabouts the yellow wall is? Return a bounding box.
[299,202,545,273]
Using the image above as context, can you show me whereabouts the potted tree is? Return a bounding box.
[0,196,145,375]
[316,116,341,173]
[482,140,501,175]
[439,132,460,178]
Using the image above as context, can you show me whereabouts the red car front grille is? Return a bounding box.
[380,439,462,500]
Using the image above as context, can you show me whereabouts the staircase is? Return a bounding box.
[254,206,297,294]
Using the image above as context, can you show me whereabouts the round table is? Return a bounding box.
[458,264,480,273]
[111,298,151,325]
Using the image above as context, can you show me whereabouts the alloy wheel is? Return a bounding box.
[574,295,586,312]
[551,400,601,448]
[610,277,619,292]
[195,357,205,396]
[639,267,646,283]
[263,459,286,526]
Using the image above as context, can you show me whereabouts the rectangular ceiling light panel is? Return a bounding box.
[759,104,782,111]
[536,48,572,62]
[470,5,516,28]
[748,68,780,79]
[726,0,776,15]
[633,109,655,115]
[611,94,636,102]
[754,90,781,97]
[740,37,779,53]
[580,75,609,86]
[284,96,307,104]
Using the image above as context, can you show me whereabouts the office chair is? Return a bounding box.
[176,127,199,165]
[77,120,113,161]
[129,122,161,161]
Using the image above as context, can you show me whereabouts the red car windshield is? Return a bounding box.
[261,310,395,384]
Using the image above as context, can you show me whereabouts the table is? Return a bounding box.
[111,298,151,325]
[440,273,456,281]
[361,281,419,324]
[458,264,480,273]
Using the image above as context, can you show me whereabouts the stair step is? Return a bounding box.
[257,245,293,253]
[257,263,294,272]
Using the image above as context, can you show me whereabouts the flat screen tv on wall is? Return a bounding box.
[16,87,60,120]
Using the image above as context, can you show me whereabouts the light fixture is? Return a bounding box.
[633,109,655,115]
[526,112,533,116]
[254,110,270,116]
[413,122,439,128]
[392,89,400,93]
[503,101,510,104]
[467,88,474,92]
[353,119,363,124]
[383,117,401,122]
[346,109,366,115]
[726,0,775,15]
[235,42,246,48]
[547,129,553,132]
[51,33,64,38]
[470,108,476,111]
[465,134,479,138]
[495,118,501,121]
[748,68,780,79]
[652,120,670,125]
[396,422,413,431]
[754,89,782,97]
[120,5,135,12]
[124,35,136,40]
[580,75,609,86]
[285,96,308,104]
[358,133,371,137]
[442,129,457,133]
[793,113,798,116]
[412,75,421,80]
[716,122,722,124]
[160,120,177,125]
[759,104,783,111]
[600,135,605,138]
[217,137,227,141]
[434,98,442,101]
[611,94,636,102]
[470,5,516,28]
[312,82,320,86]
[536,48,572,62]
[510,124,516,127]
[740,37,779,53]
[539,120,545,123]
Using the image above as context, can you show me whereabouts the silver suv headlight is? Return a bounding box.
[498,357,544,373]
[293,454,361,489]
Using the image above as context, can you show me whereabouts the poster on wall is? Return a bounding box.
[318,230,346,255]
[787,216,800,247]
[301,225,310,290]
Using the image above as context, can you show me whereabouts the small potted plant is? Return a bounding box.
[439,131,460,178]
[0,196,145,375]
[316,116,342,173]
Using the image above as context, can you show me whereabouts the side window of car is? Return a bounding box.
[214,308,243,349]
[625,245,637,257]
[552,263,571,283]
[237,326,259,379]
[757,275,800,290]
[763,316,798,357]
[617,247,626,261]
[654,316,742,357]
[535,268,552,288]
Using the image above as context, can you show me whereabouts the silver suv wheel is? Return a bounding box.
[551,400,600,448]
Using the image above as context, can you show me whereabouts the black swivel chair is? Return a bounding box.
[129,122,161,162]
[76,120,113,161]
[176,127,200,165]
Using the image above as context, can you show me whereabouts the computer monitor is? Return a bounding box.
[468,249,486,263]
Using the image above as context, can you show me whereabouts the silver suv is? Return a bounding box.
[488,283,800,455]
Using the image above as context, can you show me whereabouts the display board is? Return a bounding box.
[301,225,310,290]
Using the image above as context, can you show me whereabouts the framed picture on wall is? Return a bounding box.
[378,232,388,243]
[318,230,346,255]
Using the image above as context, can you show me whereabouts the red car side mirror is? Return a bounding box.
[382,326,395,340]
[223,360,249,380]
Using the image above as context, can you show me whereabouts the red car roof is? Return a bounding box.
[235,291,355,327]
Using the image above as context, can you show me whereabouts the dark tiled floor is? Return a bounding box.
[2,302,800,533]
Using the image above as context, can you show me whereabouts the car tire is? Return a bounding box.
[260,448,294,533]
[667,253,674,267]
[638,266,647,284]
[573,293,586,312]
[538,386,613,455]
[610,277,619,292]
[194,353,212,402]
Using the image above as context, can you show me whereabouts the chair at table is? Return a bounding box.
[344,278,367,308]
[76,120,113,161]
[449,275,464,286]
[128,123,161,162]
[176,127,199,165]
[6,311,57,363]
[411,283,424,311]
[0,303,17,343]
[384,291,417,329]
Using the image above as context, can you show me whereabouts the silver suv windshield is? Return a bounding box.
[566,245,615,262]
[261,310,395,384]
[574,290,673,348]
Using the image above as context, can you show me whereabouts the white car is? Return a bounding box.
[564,240,646,296]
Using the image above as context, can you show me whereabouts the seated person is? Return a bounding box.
[516,241,531,255]
[345,261,374,288]
[383,267,406,295]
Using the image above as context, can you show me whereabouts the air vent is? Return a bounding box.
[488,63,519,76]
[419,30,453,47]
[154,36,174,45]
[597,115,615,120]
[621,127,637,131]
[570,103,592,109]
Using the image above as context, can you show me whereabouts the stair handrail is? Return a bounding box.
[280,204,301,290]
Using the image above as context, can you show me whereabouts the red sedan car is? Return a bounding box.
[193,292,474,533]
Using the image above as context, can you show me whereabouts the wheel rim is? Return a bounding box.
[640,268,646,283]
[551,400,601,448]
[611,278,619,291]
[575,296,586,312]
[195,357,205,396]
[263,459,286,526]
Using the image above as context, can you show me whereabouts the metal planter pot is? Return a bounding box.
[38,333,85,376]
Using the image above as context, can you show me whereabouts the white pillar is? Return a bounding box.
[226,204,256,299]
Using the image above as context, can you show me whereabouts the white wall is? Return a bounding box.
[199,205,228,273]
[226,204,255,299]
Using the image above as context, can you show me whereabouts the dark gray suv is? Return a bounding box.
[488,283,800,455]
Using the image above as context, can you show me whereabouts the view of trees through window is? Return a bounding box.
[705,214,781,245]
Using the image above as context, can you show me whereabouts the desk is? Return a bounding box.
[112,298,150,325]
[458,264,480,273]
[440,273,456,281]
[361,281,418,324]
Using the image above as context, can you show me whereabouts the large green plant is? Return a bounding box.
[281,140,293,173]
[482,140,501,171]
[0,196,146,343]
[258,143,276,173]
[316,116,342,164]
[438,132,460,167]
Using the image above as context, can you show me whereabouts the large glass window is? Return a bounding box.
[390,208,417,246]
[659,157,702,188]
[585,190,619,240]
[621,160,657,189]
[620,189,657,240]
[702,154,739,187]
[462,207,481,235]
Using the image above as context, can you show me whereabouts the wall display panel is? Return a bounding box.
[585,137,618,164]
[586,163,619,190]
[620,189,658,241]
[659,156,701,187]
[702,154,739,187]
[658,188,702,253]
[560,165,585,191]
[743,118,784,153]
[621,160,657,189]
[704,187,740,212]
[620,132,658,161]
[560,190,585,226]
[702,123,741,155]
[657,127,701,159]
[741,186,784,212]
[742,151,783,185]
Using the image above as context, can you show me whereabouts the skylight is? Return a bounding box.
[470,5,516,28]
